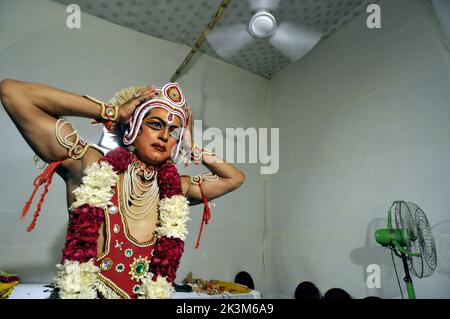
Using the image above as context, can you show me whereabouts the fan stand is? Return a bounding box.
[377,201,437,300]
[400,252,416,299]
[377,228,419,299]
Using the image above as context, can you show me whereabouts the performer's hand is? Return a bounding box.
[118,86,156,124]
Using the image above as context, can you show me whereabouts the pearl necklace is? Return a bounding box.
[121,157,159,221]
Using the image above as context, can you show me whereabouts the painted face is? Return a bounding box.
[133,108,182,166]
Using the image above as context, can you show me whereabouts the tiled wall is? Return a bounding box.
[268,0,450,298]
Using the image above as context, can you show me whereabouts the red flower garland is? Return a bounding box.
[149,237,184,283]
[62,204,104,263]
[157,162,183,199]
[100,146,133,173]
[61,147,186,284]
[153,161,185,282]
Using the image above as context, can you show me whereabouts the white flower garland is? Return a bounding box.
[137,273,175,299]
[54,259,100,299]
[70,161,117,210]
[157,195,190,240]
[56,160,190,299]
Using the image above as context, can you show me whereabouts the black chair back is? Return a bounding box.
[294,281,321,299]
[234,271,254,290]
[323,288,352,299]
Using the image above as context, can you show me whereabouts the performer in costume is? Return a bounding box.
[0,79,245,299]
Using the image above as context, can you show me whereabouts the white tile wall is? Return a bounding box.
[227,228,266,292]
[273,126,295,175]
[271,7,446,127]
[295,105,361,167]
[350,89,400,156]
[392,65,450,149]
[0,245,64,283]
[0,213,68,247]
[268,0,450,299]
[178,225,233,282]
[337,0,430,54]
[271,33,348,95]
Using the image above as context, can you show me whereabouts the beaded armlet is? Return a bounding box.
[56,119,90,160]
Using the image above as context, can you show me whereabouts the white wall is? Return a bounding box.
[0,0,269,293]
[268,0,450,299]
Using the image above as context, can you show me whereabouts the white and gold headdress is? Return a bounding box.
[122,83,188,145]
[109,83,189,161]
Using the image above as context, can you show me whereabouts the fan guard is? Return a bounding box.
[394,202,437,278]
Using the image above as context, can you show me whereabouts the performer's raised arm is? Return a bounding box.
[0,79,155,178]
[180,106,245,205]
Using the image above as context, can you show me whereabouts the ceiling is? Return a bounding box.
[53,0,374,79]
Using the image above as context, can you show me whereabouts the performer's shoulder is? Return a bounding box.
[59,144,104,182]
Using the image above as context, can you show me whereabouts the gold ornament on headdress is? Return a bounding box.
[167,87,181,103]
[108,85,146,107]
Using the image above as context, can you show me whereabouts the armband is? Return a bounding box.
[83,95,119,132]
[55,119,89,160]
[190,173,219,185]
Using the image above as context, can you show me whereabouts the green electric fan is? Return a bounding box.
[375,201,437,299]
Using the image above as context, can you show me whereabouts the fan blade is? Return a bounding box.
[207,23,254,59]
[269,22,322,62]
[248,0,282,11]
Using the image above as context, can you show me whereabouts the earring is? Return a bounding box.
[127,145,136,153]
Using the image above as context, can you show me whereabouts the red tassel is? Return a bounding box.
[195,182,211,249]
[20,160,64,232]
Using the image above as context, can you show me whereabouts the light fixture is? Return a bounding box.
[248,10,277,39]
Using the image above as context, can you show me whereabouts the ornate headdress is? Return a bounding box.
[110,83,189,161]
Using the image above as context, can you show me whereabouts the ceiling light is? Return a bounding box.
[248,11,277,39]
